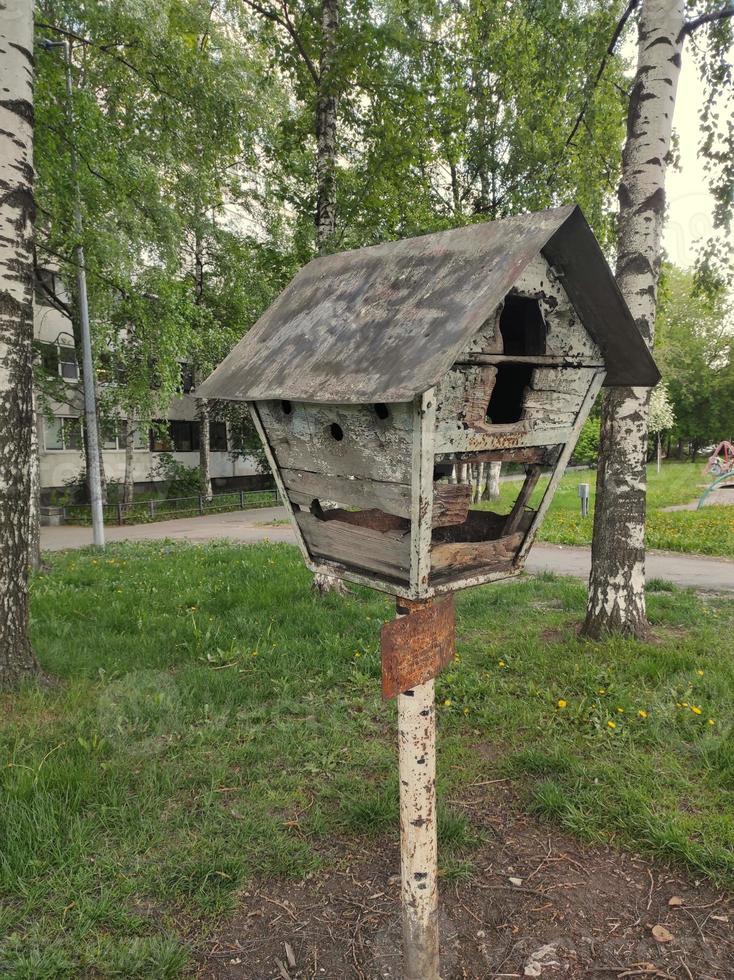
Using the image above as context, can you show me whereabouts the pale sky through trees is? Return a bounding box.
[661,42,734,269]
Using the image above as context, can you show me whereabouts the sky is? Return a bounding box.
[660,42,734,270]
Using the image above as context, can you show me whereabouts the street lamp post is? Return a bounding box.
[42,37,105,548]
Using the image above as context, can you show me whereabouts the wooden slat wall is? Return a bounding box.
[431,531,525,575]
[258,399,414,483]
[282,468,412,518]
[295,511,411,582]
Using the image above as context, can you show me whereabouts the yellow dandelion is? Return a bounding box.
[616,706,625,713]
[443,699,452,707]
[607,720,617,729]
[463,707,470,715]
[498,660,507,668]
[251,651,258,658]
[691,706,702,715]
[696,669,705,677]
[354,651,361,658]
[597,688,606,695]
[708,719,716,726]
[557,699,567,709]
[638,710,648,719]
[681,702,689,708]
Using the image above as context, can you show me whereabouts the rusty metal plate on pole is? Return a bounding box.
[380,596,455,700]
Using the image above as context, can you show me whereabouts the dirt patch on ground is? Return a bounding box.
[197,785,734,980]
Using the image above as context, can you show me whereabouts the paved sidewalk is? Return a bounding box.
[41,506,734,592]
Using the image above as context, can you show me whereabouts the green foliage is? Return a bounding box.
[656,265,734,451]
[149,453,200,497]
[2,544,734,972]
[476,462,734,557]
[572,416,600,465]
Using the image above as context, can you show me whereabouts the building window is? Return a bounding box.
[210,421,228,452]
[39,342,79,382]
[150,421,173,453]
[43,415,83,451]
[148,419,228,453]
[170,420,198,452]
[101,419,119,450]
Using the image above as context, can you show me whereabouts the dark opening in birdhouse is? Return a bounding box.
[486,363,533,424]
[499,295,546,356]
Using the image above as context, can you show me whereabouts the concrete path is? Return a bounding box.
[41,506,734,592]
[662,485,734,511]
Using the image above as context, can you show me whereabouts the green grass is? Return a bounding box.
[477,461,734,556]
[2,541,734,975]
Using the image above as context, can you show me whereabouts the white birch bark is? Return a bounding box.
[311,0,345,595]
[122,418,135,507]
[197,397,213,501]
[28,392,41,571]
[0,0,41,687]
[315,0,338,251]
[584,0,685,639]
[398,678,440,978]
[486,460,501,500]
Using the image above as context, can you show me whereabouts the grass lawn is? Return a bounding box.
[479,461,734,557]
[2,541,734,976]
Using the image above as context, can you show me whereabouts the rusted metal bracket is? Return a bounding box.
[380,596,455,700]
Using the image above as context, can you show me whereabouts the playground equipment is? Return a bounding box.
[698,441,734,509]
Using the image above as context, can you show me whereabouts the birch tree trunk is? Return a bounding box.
[197,397,213,501]
[122,419,135,507]
[315,0,338,251]
[584,0,684,639]
[29,392,41,572]
[0,0,42,688]
[486,461,501,501]
[312,0,349,596]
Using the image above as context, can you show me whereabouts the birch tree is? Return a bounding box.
[584,0,734,639]
[0,0,42,689]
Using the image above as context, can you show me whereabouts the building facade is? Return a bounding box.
[34,270,264,500]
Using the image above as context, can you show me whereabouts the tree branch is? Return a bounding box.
[681,4,734,38]
[36,20,184,103]
[561,0,641,155]
[238,0,320,86]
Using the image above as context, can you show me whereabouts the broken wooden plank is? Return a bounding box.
[434,365,497,429]
[503,466,542,535]
[431,532,525,574]
[515,369,606,566]
[433,484,471,527]
[458,353,601,368]
[296,511,411,581]
[282,468,412,519]
[258,399,413,483]
[434,421,573,454]
[437,445,560,466]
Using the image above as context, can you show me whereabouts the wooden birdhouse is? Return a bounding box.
[199,205,658,600]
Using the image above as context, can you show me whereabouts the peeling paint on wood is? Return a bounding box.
[199,205,658,404]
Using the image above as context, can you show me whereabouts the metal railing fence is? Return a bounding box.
[62,488,281,526]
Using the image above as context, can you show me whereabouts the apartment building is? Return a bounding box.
[34,269,263,500]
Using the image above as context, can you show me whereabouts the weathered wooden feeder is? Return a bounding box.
[199,204,659,979]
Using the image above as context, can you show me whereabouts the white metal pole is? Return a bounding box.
[63,41,105,548]
[397,675,440,980]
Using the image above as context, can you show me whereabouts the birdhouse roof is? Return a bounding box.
[198,205,659,404]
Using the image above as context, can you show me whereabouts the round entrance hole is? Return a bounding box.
[330,422,344,441]
[374,403,389,420]
[281,399,292,415]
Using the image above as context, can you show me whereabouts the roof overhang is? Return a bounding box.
[199,205,659,404]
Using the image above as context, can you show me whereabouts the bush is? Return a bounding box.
[572,416,600,466]
[149,452,200,497]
